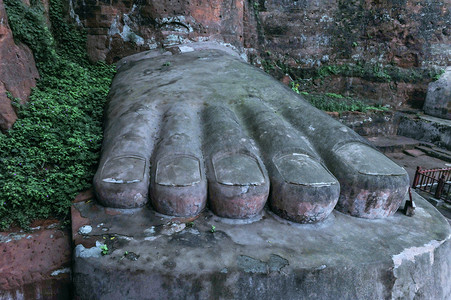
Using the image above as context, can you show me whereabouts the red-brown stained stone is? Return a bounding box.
[209,184,269,219]
[0,221,71,294]
[71,202,92,247]
[72,0,249,63]
[73,188,94,203]
[0,0,39,131]
[151,183,207,217]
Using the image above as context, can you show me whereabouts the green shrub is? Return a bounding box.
[1,0,115,229]
[291,81,387,112]
[276,58,444,86]
[308,94,388,112]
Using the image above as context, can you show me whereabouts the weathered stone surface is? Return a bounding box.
[71,0,451,67]
[295,76,430,109]
[72,191,450,299]
[367,135,420,154]
[0,0,39,131]
[0,220,72,299]
[94,45,408,221]
[423,67,451,119]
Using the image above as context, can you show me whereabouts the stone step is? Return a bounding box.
[415,145,451,163]
[367,135,420,154]
[403,148,426,157]
[397,111,451,151]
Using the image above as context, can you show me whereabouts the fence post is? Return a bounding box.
[434,175,445,199]
[403,187,415,217]
[412,166,421,188]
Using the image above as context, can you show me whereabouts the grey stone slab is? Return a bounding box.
[335,142,406,176]
[398,112,451,151]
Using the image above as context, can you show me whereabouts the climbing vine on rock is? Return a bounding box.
[1,0,115,229]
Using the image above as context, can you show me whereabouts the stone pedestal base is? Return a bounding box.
[72,192,450,300]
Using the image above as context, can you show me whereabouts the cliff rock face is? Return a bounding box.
[71,0,451,67]
[71,0,257,63]
[254,0,450,107]
[258,0,450,69]
[70,0,450,107]
[0,0,39,131]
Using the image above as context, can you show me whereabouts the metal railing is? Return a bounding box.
[412,166,451,203]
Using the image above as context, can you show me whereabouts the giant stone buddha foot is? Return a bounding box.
[94,43,409,223]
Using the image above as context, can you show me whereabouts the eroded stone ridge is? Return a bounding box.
[94,44,409,223]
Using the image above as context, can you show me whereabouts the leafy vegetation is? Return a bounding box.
[100,244,109,255]
[314,63,443,83]
[275,60,444,85]
[304,94,388,113]
[1,0,116,229]
[259,50,444,87]
[291,83,388,113]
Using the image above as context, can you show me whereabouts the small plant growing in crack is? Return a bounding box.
[100,244,109,256]
[211,225,216,233]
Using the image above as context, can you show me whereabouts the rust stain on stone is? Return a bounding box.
[74,188,94,203]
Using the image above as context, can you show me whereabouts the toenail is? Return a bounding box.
[156,155,202,187]
[212,153,265,186]
[101,155,146,184]
[334,143,406,176]
[273,153,337,186]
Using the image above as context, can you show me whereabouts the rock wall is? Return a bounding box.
[258,0,450,69]
[71,0,257,63]
[327,110,400,137]
[0,220,72,300]
[70,0,451,107]
[0,0,39,131]
[254,0,451,107]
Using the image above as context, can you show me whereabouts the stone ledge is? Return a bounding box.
[72,192,450,299]
[398,112,451,151]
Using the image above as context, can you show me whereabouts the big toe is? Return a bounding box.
[328,142,409,218]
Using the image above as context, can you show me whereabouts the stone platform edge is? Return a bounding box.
[71,191,450,300]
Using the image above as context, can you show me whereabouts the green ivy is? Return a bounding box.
[314,62,443,83]
[263,56,444,86]
[303,93,388,113]
[1,0,116,229]
[291,83,387,112]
